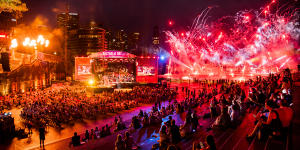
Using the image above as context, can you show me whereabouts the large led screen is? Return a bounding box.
[75,57,92,81]
[136,57,158,83]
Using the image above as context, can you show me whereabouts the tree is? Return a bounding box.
[0,0,28,13]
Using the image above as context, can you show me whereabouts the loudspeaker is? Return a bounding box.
[1,52,10,72]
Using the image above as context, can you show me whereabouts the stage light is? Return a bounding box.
[88,79,95,85]
[160,55,165,60]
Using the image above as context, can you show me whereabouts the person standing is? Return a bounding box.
[115,134,125,150]
[39,126,45,149]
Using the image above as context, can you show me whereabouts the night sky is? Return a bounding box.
[22,0,281,44]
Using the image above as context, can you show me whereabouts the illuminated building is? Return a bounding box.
[105,31,115,50]
[57,12,80,75]
[128,32,140,55]
[105,30,140,54]
[152,26,160,54]
[78,21,106,55]
[115,29,128,51]
[57,12,80,52]
[57,12,79,30]
[105,29,127,51]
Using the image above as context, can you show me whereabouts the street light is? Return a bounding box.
[23,37,30,46]
[45,40,50,47]
[10,39,18,48]
[37,35,45,45]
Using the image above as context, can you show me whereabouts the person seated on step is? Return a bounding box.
[115,134,126,150]
[138,110,144,118]
[180,116,193,137]
[247,100,282,140]
[142,113,149,127]
[192,135,216,150]
[130,116,141,129]
[169,120,181,144]
[105,124,111,136]
[82,130,89,142]
[212,107,231,130]
[159,125,169,149]
[229,100,240,124]
[70,132,81,147]
[160,107,167,117]
[191,111,199,132]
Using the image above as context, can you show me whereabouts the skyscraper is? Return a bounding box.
[57,12,79,30]
[105,29,132,52]
[78,21,106,55]
[57,12,80,52]
[115,29,128,51]
[106,31,115,50]
[152,26,160,54]
[57,12,80,76]
[128,32,140,55]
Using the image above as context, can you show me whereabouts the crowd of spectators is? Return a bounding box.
[0,84,176,129]
[113,69,294,149]
[0,68,295,149]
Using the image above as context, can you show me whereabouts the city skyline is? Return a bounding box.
[22,0,270,44]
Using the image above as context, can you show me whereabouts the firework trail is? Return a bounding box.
[166,0,299,78]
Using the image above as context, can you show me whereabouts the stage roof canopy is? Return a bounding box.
[89,51,136,59]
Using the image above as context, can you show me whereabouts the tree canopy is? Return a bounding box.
[0,0,28,13]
